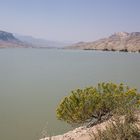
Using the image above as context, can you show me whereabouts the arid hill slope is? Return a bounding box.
[69,32,140,52]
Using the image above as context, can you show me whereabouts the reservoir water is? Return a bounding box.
[0,49,140,140]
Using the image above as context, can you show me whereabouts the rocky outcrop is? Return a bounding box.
[68,32,140,52]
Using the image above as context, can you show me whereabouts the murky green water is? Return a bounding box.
[0,49,140,140]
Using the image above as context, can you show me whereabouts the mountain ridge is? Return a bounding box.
[0,30,72,48]
[14,34,73,48]
[0,30,30,48]
[68,32,140,52]
[0,30,19,42]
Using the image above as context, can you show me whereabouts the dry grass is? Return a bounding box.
[91,109,140,140]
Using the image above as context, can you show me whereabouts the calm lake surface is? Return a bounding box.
[0,49,140,140]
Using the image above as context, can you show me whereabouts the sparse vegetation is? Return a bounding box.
[91,106,140,140]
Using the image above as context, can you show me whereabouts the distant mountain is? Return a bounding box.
[0,30,73,49]
[68,32,140,52]
[0,30,29,48]
[0,30,18,42]
[14,34,73,48]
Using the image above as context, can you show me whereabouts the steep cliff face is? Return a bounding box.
[69,32,140,52]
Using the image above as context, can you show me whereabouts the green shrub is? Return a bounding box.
[56,82,140,126]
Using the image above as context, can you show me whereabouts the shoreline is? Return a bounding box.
[0,47,140,53]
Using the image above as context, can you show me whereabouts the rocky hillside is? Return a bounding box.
[0,30,30,48]
[69,32,140,52]
[40,111,140,140]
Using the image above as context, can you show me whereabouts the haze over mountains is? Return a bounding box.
[0,30,140,52]
[69,32,140,52]
[0,30,72,48]
[14,34,73,48]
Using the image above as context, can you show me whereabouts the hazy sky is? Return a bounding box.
[0,0,140,41]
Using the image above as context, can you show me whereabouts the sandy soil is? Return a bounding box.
[40,111,140,140]
[40,119,110,140]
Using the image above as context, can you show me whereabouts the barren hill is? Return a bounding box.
[69,32,140,52]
